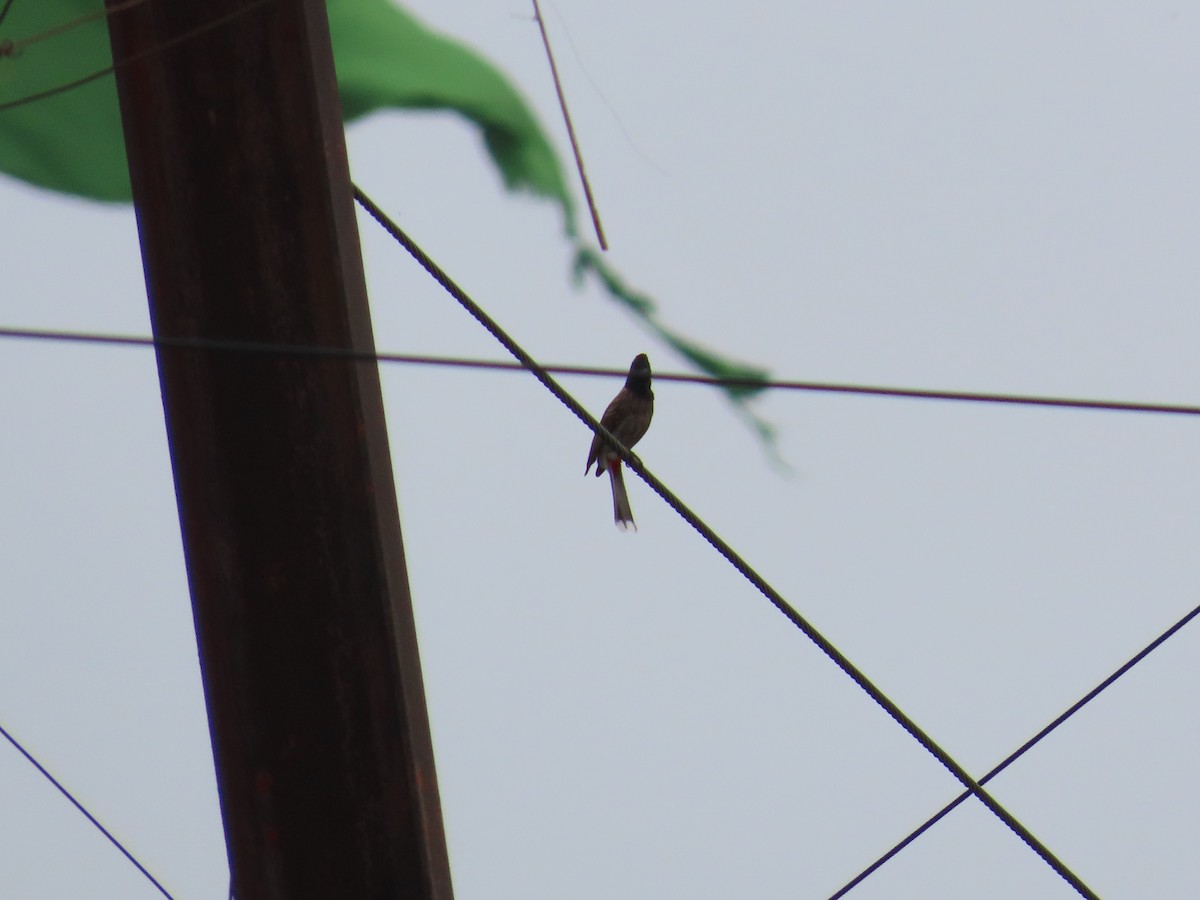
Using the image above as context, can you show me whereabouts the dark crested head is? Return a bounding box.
[625,353,652,395]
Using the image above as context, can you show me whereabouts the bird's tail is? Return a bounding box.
[607,460,636,531]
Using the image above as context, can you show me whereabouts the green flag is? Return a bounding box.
[0,0,772,443]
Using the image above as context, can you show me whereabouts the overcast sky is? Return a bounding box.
[3,2,1200,898]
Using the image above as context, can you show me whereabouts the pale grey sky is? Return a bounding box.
[2,2,1199,898]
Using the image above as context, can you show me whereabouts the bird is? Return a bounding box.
[585,353,654,530]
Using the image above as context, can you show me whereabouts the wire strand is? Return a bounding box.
[350,184,1100,900]
[539,0,668,176]
[4,0,149,56]
[2,325,1198,419]
[0,0,273,113]
[829,597,1200,898]
[0,721,175,899]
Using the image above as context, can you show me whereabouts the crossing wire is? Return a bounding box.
[829,596,1200,898]
[6,221,1198,899]
[350,184,1100,900]
[0,721,174,899]
[4,324,1190,900]
[0,2,1166,896]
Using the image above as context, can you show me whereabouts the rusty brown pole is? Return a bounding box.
[104,1,453,897]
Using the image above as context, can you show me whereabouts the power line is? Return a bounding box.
[829,597,1200,898]
[0,720,174,899]
[0,3,1143,896]
[2,324,1199,419]
[756,379,1200,417]
[350,184,1100,899]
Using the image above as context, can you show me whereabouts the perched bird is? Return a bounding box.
[585,353,654,530]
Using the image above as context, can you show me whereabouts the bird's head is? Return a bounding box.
[625,353,652,395]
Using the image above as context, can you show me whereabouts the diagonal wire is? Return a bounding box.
[0,720,175,899]
[531,0,607,249]
[350,184,1100,900]
[4,325,1200,419]
[829,597,1200,898]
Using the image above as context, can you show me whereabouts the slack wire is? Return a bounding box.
[0,721,174,899]
[350,184,1099,900]
[3,325,1200,419]
[830,597,1200,899]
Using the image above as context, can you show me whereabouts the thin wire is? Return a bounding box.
[351,184,1099,899]
[4,0,148,56]
[0,64,109,109]
[3,324,1200,419]
[541,0,668,176]
[0,721,175,899]
[0,0,273,113]
[0,0,18,58]
[531,0,607,249]
[754,378,1200,416]
[829,597,1200,898]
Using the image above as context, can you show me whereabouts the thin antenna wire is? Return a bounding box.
[3,325,1200,418]
[0,0,273,113]
[0,721,175,899]
[531,0,608,249]
[830,597,1200,898]
[0,0,16,30]
[2,0,148,57]
[351,184,1099,899]
[542,0,667,175]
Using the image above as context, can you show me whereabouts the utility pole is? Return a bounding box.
[104,1,453,897]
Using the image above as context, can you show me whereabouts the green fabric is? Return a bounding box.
[0,0,773,446]
[329,0,573,227]
[0,0,131,199]
[0,0,571,208]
